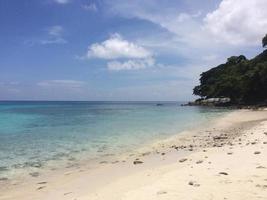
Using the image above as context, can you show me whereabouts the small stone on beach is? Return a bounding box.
[0,177,8,181]
[37,182,47,185]
[133,160,143,165]
[219,172,228,176]
[179,158,187,163]
[254,151,261,155]
[37,186,45,190]
[188,181,194,186]
[157,191,167,195]
[196,160,203,164]
[29,172,40,177]
[188,181,200,187]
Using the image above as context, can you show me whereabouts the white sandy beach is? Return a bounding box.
[1,109,267,200]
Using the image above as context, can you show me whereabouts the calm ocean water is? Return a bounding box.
[0,101,229,179]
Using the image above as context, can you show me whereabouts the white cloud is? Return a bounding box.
[204,0,267,45]
[48,25,64,36]
[39,25,67,45]
[25,25,67,45]
[37,80,86,88]
[82,3,98,12]
[106,0,267,50]
[54,0,70,4]
[40,38,67,45]
[107,58,155,71]
[87,33,152,59]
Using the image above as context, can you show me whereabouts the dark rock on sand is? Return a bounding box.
[219,172,228,175]
[29,172,40,177]
[37,181,47,184]
[188,181,194,186]
[37,186,46,190]
[133,160,143,165]
[213,136,228,140]
[254,151,261,155]
[188,181,200,187]
[179,158,187,163]
[0,177,8,181]
[157,191,167,195]
[196,160,203,164]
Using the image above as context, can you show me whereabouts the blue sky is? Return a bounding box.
[0,0,266,101]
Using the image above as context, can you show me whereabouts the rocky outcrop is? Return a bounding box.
[183,97,231,107]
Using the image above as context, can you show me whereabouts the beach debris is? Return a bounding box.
[196,160,203,164]
[227,152,233,155]
[142,152,151,156]
[255,184,267,189]
[133,160,143,165]
[256,166,266,169]
[251,142,257,145]
[64,192,73,196]
[213,135,228,140]
[0,177,8,181]
[37,181,47,185]
[219,172,228,176]
[157,190,167,195]
[188,181,200,187]
[188,148,194,151]
[254,151,261,155]
[29,172,40,177]
[188,181,194,185]
[37,186,46,190]
[99,161,108,164]
[179,158,187,163]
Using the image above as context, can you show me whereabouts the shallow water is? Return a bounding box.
[0,101,229,179]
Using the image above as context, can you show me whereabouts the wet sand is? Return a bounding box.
[1,109,267,200]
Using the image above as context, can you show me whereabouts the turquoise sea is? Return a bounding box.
[0,101,229,180]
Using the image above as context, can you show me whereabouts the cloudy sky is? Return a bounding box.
[0,0,266,101]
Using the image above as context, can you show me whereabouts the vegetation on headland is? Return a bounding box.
[193,35,267,106]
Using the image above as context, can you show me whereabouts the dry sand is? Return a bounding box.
[1,109,267,200]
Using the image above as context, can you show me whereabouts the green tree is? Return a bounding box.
[262,34,267,48]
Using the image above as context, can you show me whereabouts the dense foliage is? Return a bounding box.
[263,34,267,48]
[193,47,267,105]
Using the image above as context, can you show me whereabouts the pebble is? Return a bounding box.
[29,172,40,177]
[133,160,143,165]
[37,186,45,190]
[179,158,187,163]
[219,172,228,175]
[0,177,8,181]
[157,191,167,195]
[188,181,194,186]
[196,160,203,164]
[188,181,200,187]
[254,151,261,155]
[37,181,47,185]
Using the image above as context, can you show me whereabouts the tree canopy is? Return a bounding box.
[193,35,267,105]
[263,34,267,48]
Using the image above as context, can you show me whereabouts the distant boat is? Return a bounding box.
[156,103,163,106]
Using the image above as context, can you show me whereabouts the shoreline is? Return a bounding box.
[1,109,267,199]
